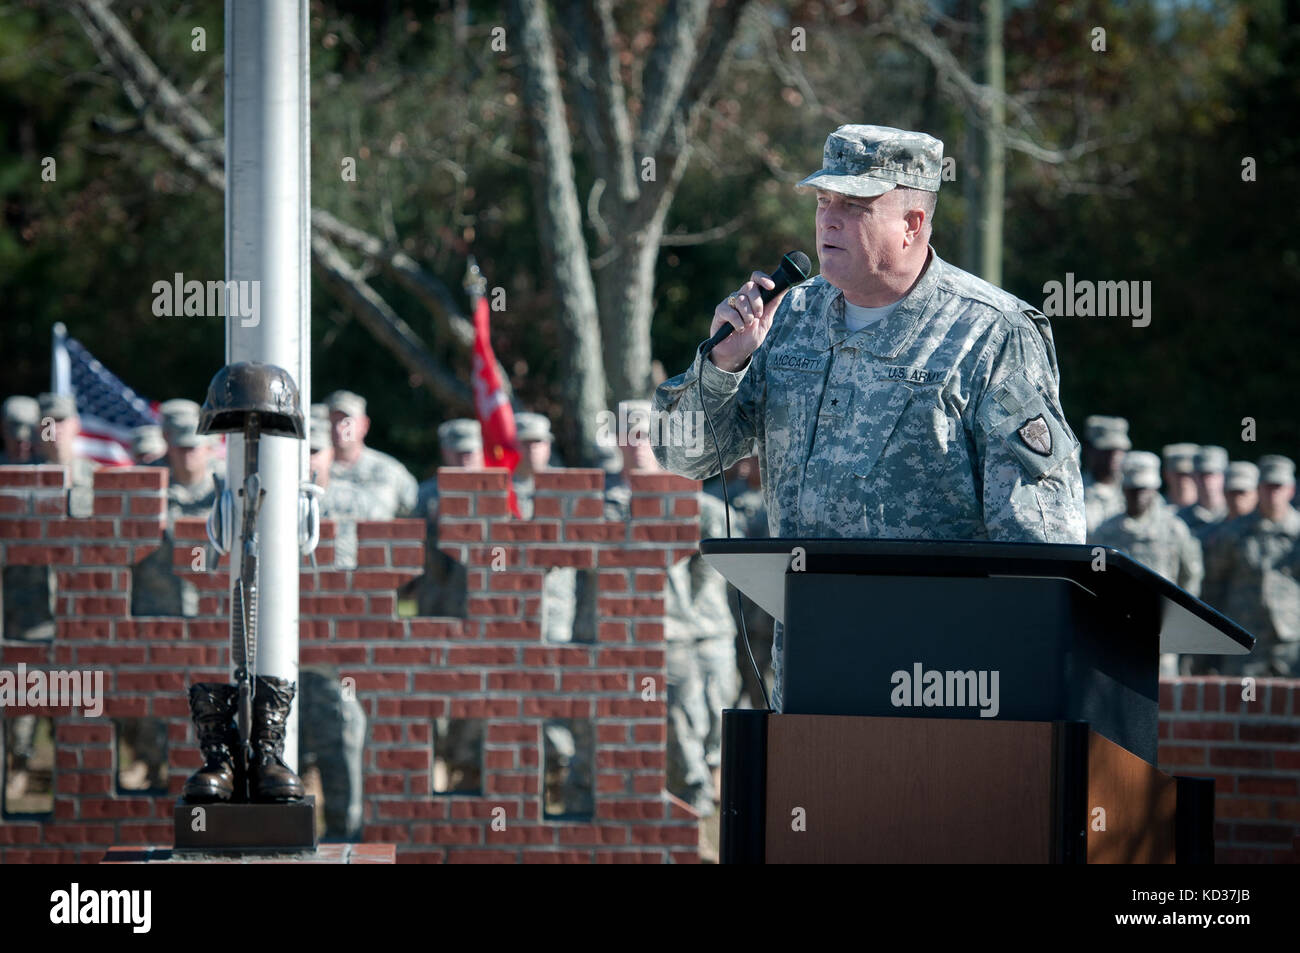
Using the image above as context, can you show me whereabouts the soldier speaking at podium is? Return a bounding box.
[653,124,1086,711]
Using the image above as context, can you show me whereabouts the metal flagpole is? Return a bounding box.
[224,0,311,770]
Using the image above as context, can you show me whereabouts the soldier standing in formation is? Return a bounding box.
[326,390,418,518]
[1082,415,1129,536]
[1201,455,1300,676]
[0,396,38,465]
[1161,443,1200,510]
[1178,445,1229,542]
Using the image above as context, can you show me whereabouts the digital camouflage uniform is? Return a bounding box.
[329,447,418,520]
[654,253,1085,710]
[1082,415,1130,537]
[1177,445,1230,543]
[1093,502,1203,596]
[299,667,366,839]
[1204,507,1300,677]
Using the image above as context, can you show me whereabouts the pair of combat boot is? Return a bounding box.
[184,676,305,803]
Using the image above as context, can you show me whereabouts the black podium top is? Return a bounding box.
[701,538,1253,656]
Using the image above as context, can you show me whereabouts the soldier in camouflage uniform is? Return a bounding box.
[413,418,483,523]
[327,390,418,518]
[609,400,740,814]
[1092,451,1203,594]
[1082,415,1129,538]
[653,125,1085,711]
[1092,451,1203,677]
[1,396,45,772]
[132,401,222,617]
[1177,445,1229,542]
[1224,460,1259,520]
[298,667,366,839]
[0,396,38,465]
[1161,443,1200,510]
[1202,456,1300,676]
[513,412,553,521]
[130,425,167,466]
[1199,461,1259,618]
[36,393,96,516]
[407,420,478,617]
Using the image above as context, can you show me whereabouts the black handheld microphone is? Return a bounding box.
[699,250,812,358]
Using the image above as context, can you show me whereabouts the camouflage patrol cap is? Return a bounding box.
[1257,454,1296,486]
[131,425,167,459]
[38,392,77,421]
[3,396,39,437]
[327,390,367,419]
[1161,443,1199,474]
[1225,461,1259,491]
[438,418,482,452]
[160,399,205,448]
[516,412,552,442]
[1194,445,1228,474]
[1121,451,1162,489]
[1084,415,1131,451]
[796,125,945,197]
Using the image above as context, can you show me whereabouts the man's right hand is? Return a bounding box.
[707,271,788,373]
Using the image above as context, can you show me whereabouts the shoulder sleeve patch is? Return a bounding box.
[976,367,1078,481]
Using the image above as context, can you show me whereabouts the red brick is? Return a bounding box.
[631,497,664,518]
[523,647,593,667]
[487,671,557,691]
[5,544,75,565]
[1216,797,1273,819]
[438,495,471,516]
[1237,776,1296,796]
[349,672,408,692]
[483,621,540,640]
[597,549,668,568]
[94,468,167,491]
[468,596,521,616]
[1209,748,1272,769]
[0,646,53,665]
[446,849,517,864]
[534,470,603,492]
[1170,720,1234,741]
[1158,745,1206,766]
[0,518,44,539]
[531,497,563,518]
[561,672,629,692]
[671,497,700,517]
[487,724,538,744]
[376,750,431,771]
[57,619,113,641]
[527,548,595,568]
[627,472,697,493]
[0,466,65,488]
[447,646,518,665]
[450,698,518,718]
[413,672,482,692]
[1239,723,1300,743]
[439,469,511,492]
[408,616,470,639]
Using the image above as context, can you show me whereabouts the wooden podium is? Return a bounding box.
[722,710,1214,863]
[705,539,1248,865]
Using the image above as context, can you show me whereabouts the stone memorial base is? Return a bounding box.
[101,843,395,864]
[172,797,317,852]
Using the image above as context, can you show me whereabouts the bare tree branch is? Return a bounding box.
[312,234,474,412]
[637,0,714,156]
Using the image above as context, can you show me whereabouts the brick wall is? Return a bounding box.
[1,464,1297,863]
[0,464,699,863]
[1157,677,1300,863]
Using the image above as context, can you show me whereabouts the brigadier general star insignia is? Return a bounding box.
[1018,415,1052,456]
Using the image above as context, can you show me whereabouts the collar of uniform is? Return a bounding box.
[825,245,942,357]
[1258,506,1300,535]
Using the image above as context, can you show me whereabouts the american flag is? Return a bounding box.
[51,323,157,466]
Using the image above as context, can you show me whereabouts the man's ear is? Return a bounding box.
[903,208,926,246]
